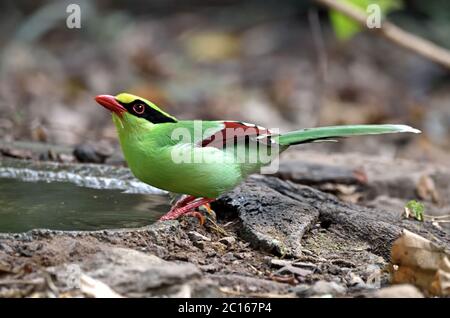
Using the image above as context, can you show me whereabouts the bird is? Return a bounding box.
[95,93,420,223]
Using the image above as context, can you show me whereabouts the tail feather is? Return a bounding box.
[274,124,421,146]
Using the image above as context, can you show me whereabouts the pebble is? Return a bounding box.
[292,261,318,271]
[199,264,219,273]
[0,243,14,254]
[270,259,292,268]
[218,236,236,247]
[223,252,236,262]
[375,284,423,298]
[308,280,347,296]
[187,231,211,243]
[193,241,205,250]
[276,265,313,277]
[211,242,227,252]
[327,264,342,275]
[290,284,310,296]
[346,273,366,289]
[73,143,113,163]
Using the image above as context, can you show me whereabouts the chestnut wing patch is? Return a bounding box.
[200,121,275,148]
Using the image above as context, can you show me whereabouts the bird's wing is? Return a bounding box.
[199,121,276,149]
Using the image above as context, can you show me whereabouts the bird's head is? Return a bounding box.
[95,93,177,133]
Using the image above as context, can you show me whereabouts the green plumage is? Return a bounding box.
[98,93,420,200]
[275,124,420,146]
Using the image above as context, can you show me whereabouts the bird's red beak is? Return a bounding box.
[95,95,126,116]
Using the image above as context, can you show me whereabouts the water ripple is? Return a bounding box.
[0,159,165,195]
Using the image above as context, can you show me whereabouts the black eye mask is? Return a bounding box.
[120,100,177,124]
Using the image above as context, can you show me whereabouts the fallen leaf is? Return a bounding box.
[391,229,450,296]
[416,175,440,203]
[430,257,450,295]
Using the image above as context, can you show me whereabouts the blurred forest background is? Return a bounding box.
[0,0,449,164]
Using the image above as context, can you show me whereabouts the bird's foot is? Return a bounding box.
[184,211,206,226]
[159,197,215,224]
[202,203,214,215]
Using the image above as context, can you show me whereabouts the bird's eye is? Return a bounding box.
[133,103,145,115]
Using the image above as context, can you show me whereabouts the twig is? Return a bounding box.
[206,217,228,236]
[424,214,450,220]
[315,0,450,70]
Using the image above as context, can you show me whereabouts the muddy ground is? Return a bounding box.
[0,150,448,298]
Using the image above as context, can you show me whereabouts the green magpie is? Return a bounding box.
[95,93,420,223]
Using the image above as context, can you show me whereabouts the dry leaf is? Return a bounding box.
[391,229,450,296]
[416,175,440,203]
[430,257,450,295]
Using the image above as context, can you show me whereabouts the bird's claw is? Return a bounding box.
[185,203,215,226]
[202,203,214,215]
[185,211,205,226]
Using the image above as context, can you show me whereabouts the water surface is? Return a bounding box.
[0,178,169,233]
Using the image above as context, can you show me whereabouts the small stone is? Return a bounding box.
[223,252,236,262]
[188,231,211,243]
[292,261,318,271]
[218,236,236,247]
[16,246,33,257]
[330,259,356,268]
[276,265,313,277]
[211,242,227,253]
[291,284,311,296]
[57,153,74,163]
[205,248,216,257]
[73,143,113,163]
[193,241,205,250]
[199,264,219,273]
[270,259,292,268]
[235,252,252,260]
[375,284,424,298]
[263,256,273,265]
[310,280,347,296]
[1,148,32,159]
[346,273,366,288]
[0,243,14,254]
[327,264,342,275]
[39,150,57,161]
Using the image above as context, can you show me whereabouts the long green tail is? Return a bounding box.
[274,124,421,146]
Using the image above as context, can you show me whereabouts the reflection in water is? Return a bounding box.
[0,178,170,233]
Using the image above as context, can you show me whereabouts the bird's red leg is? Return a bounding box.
[171,195,197,211]
[159,197,215,222]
